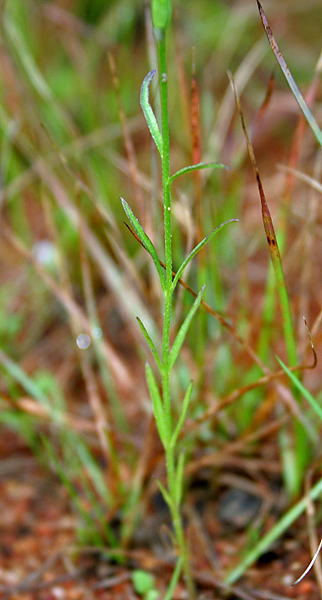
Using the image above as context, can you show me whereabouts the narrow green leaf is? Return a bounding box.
[169,286,205,371]
[137,318,163,372]
[145,363,168,446]
[171,220,238,292]
[276,356,322,423]
[257,1,322,148]
[157,479,174,511]
[140,71,163,156]
[121,198,165,290]
[174,451,185,507]
[170,381,194,449]
[169,162,228,185]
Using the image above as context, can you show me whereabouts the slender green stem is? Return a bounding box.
[157,32,172,283]
[155,25,196,600]
[157,29,173,436]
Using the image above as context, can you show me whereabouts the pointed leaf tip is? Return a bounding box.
[140,71,163,156]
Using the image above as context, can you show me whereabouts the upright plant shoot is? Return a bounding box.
[122,1,237,597]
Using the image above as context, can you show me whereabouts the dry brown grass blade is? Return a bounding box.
[228,71,282,267]
[256,0,322,148]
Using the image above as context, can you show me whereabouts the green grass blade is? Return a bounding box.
[225,475,322,585]
[169,286,205,371]
[276,356,322,422]
[140,70,163,157]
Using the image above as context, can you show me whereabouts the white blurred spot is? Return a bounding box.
[92,327,102,339]
[76,334,91,349]
[32,240,58,268]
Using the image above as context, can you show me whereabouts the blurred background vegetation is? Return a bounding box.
[1,0,322,576]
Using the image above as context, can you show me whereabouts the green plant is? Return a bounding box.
[121,0,237,596]
[1,0,322,595]
[132,569,159,600]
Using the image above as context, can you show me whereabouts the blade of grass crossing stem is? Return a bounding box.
[256,1,322,149]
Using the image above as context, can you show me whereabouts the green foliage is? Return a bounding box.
[0,0,321,595]
[132,569,157,597]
